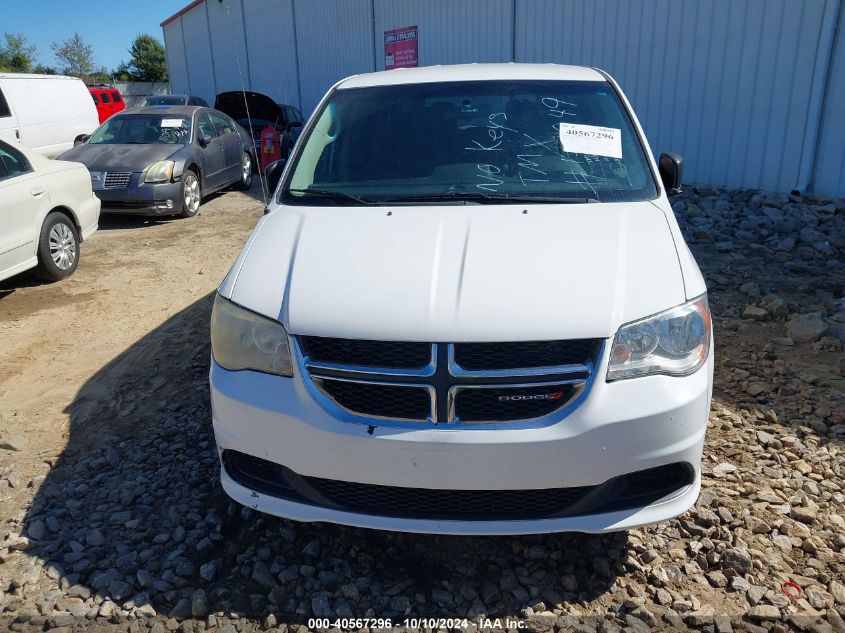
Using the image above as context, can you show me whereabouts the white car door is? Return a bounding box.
[0,141,49,279]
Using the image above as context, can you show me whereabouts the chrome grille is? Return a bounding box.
[104,172,131,188]
[296,338,601,428]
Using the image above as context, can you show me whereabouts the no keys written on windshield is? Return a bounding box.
[464,98,629,197]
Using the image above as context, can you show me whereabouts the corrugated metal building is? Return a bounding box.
[161,0,845,197]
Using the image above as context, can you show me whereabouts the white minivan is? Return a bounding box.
[0,74,99,158]
[210,64,713,535]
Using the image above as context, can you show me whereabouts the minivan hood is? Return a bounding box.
[214,91,284,125]
[58,143,180,172]
[224,202,686,341]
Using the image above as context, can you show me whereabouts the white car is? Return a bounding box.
[210,64,713,535]
[0,139,100,283]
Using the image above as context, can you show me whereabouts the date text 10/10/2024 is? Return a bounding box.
[307,618,528,629]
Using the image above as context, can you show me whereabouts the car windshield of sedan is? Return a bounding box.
[88,114,191,145]
[282,80,656,205]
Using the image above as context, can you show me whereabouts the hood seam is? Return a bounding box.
[649,199,689,299]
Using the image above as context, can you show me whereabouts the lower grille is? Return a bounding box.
[99,201,152,209]
[104,172,132,188]
[223,451,695,521]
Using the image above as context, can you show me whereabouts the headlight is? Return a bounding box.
[607,295,711,381]
[210,294,293,377]
[144,160,175,183]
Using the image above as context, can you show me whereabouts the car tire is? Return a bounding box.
[179,169,201,218]
[234,152,253,190]
[35,212,80,281]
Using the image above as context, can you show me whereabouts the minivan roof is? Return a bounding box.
[337,63,605,90]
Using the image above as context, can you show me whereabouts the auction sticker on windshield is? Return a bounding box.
[558,123,622,159]
[161,118,184,128]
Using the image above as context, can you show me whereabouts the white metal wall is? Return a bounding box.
[162,19,189,96]
[814,1,845,197]
[178,5,216,104]
[162,0,845,196]
[373,0,513,69]
[205,0,250,95]
[293,0,375,112]
[242,0,299,107]
[514,0,837,194]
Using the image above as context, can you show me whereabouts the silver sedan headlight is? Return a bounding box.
[210,294,293,377]
[607,295,711,381]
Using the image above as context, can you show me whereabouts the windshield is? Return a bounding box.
[144,96,186,106]
[88,114,192,145]
[282,80,656,205]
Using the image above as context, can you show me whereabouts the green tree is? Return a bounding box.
[126,34,168,81]
[0,33,37,73]
[51,33,94,78]
[32,64,58,75]
[111,61,133,82]
[89,67,113,83]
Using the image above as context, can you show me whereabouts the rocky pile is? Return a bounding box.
[0,187,843,632]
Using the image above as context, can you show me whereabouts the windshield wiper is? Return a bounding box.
[288,188,376,205]
[383,192,599,204]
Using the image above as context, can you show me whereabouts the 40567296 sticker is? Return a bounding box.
[558,122,622,159]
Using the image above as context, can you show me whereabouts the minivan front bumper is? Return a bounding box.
[210,342,712,534]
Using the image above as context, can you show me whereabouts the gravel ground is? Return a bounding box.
[0,186,843,633]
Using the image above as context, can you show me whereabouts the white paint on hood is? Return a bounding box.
[224,201,686,341]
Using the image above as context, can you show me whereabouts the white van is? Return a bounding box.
[210,64,713,535]
[0,74,99,158]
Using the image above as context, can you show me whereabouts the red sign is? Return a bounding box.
[384,25,418,70]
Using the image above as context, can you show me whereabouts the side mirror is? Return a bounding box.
[658,152,683,195]
[264,159,286,194]
[74,135,90,147]
[198,132,213,148]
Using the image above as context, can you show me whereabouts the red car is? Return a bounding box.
[87,85,125,123]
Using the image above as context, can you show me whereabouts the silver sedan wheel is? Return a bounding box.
[183,173,200,213]
[241,153,252,186]
[49,222,77,271]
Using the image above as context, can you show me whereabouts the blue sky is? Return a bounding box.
[1,0,186,70]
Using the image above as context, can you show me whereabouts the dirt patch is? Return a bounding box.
[0,185,264,483]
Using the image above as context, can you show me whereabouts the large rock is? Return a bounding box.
[787,312,828,343]
[722,548,753,574]
[191,589,208,618]
[743,306,768,320]
[747,605,780,621]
